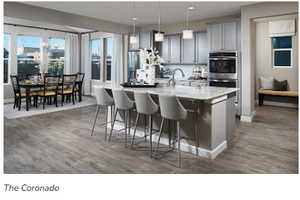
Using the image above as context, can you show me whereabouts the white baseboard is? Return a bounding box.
[240,110,256,123]
[110,123,227,160]
[4,98,15,104]
[256,100,298,108]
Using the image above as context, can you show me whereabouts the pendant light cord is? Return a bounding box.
[186,8,189,29]
[158,2,161,33]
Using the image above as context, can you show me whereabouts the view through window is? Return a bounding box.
[91,39,101,80]
[48,38,65,75]
[17,35,41,79]
[4,34,10,83]
[272,36,292,68]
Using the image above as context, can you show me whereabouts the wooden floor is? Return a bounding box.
[4,105,298,174]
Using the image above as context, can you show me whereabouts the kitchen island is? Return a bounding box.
[102,84,239,159]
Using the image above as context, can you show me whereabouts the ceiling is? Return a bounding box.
[4,17,95,33]
[22,1,254,26]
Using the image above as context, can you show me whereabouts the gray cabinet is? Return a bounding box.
[208,23,223,51]
[181,36,195,64]
[223,22,237,50]
[195,32,208,64]
[139,31,152,49]
[207,20,240,51]
[169,34,181,64]
[162,36,170,63]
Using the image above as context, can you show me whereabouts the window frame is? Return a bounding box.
[90,32,113,82]
[4,33,11,85]
[272,36,293,69]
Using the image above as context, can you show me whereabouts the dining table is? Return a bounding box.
[19,80,83,111]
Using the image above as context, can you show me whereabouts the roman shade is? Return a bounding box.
[269,19,295,37]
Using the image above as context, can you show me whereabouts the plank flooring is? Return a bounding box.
[4,105,298,173]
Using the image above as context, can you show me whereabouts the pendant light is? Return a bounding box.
[155,2,164,42]
[182,6,195,40]
[130,2,138,44]
[130,17,138,44]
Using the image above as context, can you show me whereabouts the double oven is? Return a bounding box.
[208,51,240,114]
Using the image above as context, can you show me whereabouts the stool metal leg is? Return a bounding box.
[108,108,118,141]
[149,115,153,157]
[168,119,172,150]
[91,105,101,136]
[124,110,128,148]
[131,113,140,147]
[156,118,165,152]
[176,121,181,168]
[104,106,109,140]
[144,115,147,141]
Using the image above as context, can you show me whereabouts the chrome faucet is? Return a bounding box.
[167,68,185,87]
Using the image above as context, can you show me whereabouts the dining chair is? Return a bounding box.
[58,74,78,106]
[10,75,25,110]
[74,72,85,102]
[37,75,60,109]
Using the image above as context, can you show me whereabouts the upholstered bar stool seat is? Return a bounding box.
[131,91,159,157]
[156,94,188,168]
[109,89,134,147]
[91,86,115,140]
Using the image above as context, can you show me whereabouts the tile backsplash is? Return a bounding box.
[163,65,207,80]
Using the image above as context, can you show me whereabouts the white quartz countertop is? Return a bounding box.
[102,83,239,101]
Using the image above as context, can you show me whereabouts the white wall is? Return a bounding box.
[240,2,298,122]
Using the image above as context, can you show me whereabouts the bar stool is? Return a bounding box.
[131,91,159,157]
[109,89,134,147]
[91,86,114,140]
[156,94,188,168]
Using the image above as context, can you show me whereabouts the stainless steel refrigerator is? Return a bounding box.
[127,50,140,82]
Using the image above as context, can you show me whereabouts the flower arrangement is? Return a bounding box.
[140,48,164,70]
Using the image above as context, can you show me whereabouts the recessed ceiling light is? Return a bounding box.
[132,17,137,21]
[188,6,195,11]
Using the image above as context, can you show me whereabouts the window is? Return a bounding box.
[4,34,10,83]
[272,36,292,68]
[17,35,42,79]
[105,37,113,81]
[48,38,65,75]
[91,39,102,80]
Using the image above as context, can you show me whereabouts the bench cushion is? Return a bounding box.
[258,89,298,97]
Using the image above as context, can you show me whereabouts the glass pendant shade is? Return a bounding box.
[155,32,164,42]
[130,35,138,44]
[182,30,193,40]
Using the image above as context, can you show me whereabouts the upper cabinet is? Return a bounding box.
[169,34,181,64]
[161,32,208,65]
[195,32,208,64]
[139,31,152,49]
[207,20,240,52]
[181,35,195,64]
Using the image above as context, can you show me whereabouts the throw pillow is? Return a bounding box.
[273,79,288,91]
[260,77,274,90]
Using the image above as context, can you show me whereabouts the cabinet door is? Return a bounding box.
[169,34,181,64]
[195,32,208,64]
[208,23,223,51]
[139,32,152,50]
[223,22,237,50]
[129,33,140,50]
[181,36,195,64]
[162,36,169,63]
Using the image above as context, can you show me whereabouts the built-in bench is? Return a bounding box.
[258,89,298,106]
